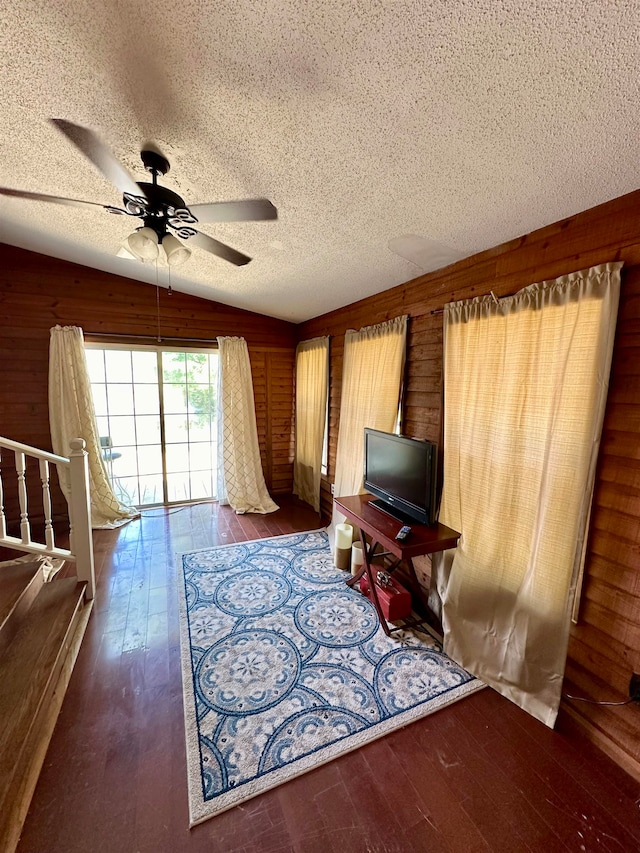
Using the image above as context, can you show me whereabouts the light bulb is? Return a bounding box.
[127,226,159,260]
[162,233,191,266]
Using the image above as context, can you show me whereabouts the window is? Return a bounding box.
[85,345,218,506]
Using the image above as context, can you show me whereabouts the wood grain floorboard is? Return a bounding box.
[15,496,640,853]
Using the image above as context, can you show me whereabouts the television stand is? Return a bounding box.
[334,493,460,637]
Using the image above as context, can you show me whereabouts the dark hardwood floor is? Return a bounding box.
[17,497,640,853]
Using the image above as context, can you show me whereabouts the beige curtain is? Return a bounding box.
[48,325,138,529]
[435,263,621,727]
[216,336,278,514]
[293,336,329,512]
[332,316,407,528]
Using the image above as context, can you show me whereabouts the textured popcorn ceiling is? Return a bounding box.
[1,1,640,322]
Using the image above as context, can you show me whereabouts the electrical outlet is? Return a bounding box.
[629,673,640,702]
[330,483,335,495]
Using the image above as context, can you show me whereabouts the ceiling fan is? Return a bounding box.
[0,119,277,267]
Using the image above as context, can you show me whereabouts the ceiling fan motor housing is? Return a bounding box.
[130,182,192,240]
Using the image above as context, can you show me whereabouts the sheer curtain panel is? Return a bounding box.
[435,263,621,726]
[49,325,138,528]
[293,337,329,512]
[332,316,407,528]
[216,336,278,514]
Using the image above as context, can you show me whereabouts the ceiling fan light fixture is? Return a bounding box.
[162,233,191,266]
[127,226,159,260]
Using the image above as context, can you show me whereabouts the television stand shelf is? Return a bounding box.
[334,493,461,637]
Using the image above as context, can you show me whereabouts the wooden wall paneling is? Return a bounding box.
[250,351,270,489]
[601,428,640,461]
[261,349,295,495]
[591,506,640,551]
[607,379,640,410]
[569,622,637,676]
[567,634,633,697]
[605,404,640,435]
[1,251,297,348]
[589,529,640,583]
[236,347,296,496]
[585,552,640,597]
[581,576,640,640]
[597,452,640,489]
[579,597,640,656]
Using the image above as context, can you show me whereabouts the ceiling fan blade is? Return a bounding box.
[187,230,252,266]
[187,198,277,224]
[50,119,142,197]
[0,186,123,213]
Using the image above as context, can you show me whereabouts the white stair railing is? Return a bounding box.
[0,436,95,600]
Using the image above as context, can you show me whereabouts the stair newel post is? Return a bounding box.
[68,438,95,600]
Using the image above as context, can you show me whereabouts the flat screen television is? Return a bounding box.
[363,428,438,526]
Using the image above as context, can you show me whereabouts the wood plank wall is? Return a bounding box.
[298,189,640,779]
[0,244,297,530]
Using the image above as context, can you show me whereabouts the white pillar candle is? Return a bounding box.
[351,541,364,576]
[334,523,353,570]
[335,523,353,551]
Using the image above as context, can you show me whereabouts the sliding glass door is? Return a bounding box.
[85,345,218,507]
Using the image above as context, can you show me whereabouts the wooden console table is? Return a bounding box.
[334,494,460,636]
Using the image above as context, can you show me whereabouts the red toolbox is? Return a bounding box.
[360,570,412,621]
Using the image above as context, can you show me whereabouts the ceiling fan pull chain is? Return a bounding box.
[156,259,162,343]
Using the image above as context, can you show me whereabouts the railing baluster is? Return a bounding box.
[15,450,31,545]
[0,447,6,539]
[39,457,56,551]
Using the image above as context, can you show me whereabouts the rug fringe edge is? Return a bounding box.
[186,679,486,827]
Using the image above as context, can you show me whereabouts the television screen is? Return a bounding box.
[363,428,437,525]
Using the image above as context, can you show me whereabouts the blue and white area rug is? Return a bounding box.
[177,529,484,825]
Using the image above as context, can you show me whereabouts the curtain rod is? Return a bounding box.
[430,289,517,315]
[82,331,294,352]
[84,331,218,344]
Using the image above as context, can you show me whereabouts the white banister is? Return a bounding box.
[0,435,95,602]
[67,438,95,600]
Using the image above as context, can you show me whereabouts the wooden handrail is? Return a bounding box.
[0,436,69,466]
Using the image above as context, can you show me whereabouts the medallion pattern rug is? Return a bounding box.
[178,530,484,825]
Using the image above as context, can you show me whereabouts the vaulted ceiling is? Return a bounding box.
[2,1,639,322]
